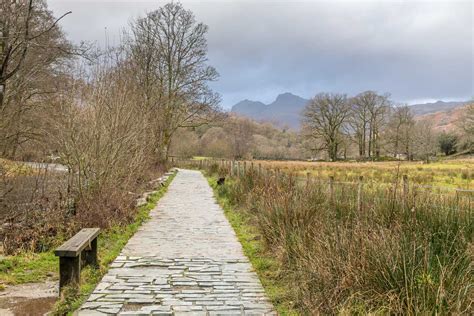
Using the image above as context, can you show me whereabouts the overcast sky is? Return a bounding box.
[48,0,473,108]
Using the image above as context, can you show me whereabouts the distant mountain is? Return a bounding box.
[416,104,470,132]
[231,99,267,120]
[231,93,309,129]
[231,93,469,130]
[409,100,468,116]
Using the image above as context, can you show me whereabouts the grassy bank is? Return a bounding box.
[203,163,473,315]
[207,175,298,315]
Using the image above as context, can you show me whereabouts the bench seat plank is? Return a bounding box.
[55,228,100,257]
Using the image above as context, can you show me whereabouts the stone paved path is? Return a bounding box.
[78,169,275,316]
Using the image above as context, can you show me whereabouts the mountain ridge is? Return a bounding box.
[230,93,469,130]
[231,92,309,129]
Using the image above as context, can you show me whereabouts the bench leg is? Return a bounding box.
[59,254,81,292]
[84,237,98,268]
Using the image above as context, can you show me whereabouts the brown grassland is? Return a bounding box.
[254,158,474,189]
[184,158,474,315]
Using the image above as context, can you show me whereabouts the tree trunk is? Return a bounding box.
[0,3,11,111]
[368,124,373,158]
[328,141,338,161]
[374,127,380,158]
[362,122,366,158]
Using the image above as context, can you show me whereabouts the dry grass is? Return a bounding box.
[199,160,473,315]
[253,158,474,189]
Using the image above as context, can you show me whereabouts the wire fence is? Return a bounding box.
[171,157,473,213]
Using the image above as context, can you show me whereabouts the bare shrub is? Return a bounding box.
[0,165,71,254]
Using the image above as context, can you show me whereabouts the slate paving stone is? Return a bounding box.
[77,170,274,315]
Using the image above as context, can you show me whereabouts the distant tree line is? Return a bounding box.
[170,93,472,162]
[169,115,308,160]
[302,91,473,161]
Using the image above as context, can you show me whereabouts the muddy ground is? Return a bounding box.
[0,281,57,315]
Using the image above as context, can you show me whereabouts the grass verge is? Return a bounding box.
[0,251,57,286]
[206,174,298,316]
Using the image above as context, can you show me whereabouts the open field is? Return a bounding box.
[244,158,474,189]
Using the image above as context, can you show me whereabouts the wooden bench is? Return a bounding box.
[55,228,100,291]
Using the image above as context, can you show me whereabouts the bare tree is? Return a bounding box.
[302,93,351,161]
[50,53,152,197]
[0,0,73,157]
[386,105,415,159]
[127,2,221,162]
[0,0,70,108]
[413,120,437,162]
[350,91,390,159]
[457,102,474,150]
[349,95,370,158]
[226,115,254,159]
[198,127,232,158]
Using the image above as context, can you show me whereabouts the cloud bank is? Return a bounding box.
[48,0,473,107]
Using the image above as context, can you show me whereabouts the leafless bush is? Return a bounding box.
[0,165,71,254]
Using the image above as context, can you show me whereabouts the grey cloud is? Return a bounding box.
[48,0,473,107]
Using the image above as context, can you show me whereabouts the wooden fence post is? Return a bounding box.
[357,176,363,212]
[306,172,310,188]
[237,161,241,178]
[243,161,247,176]
[258,163,262,177]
